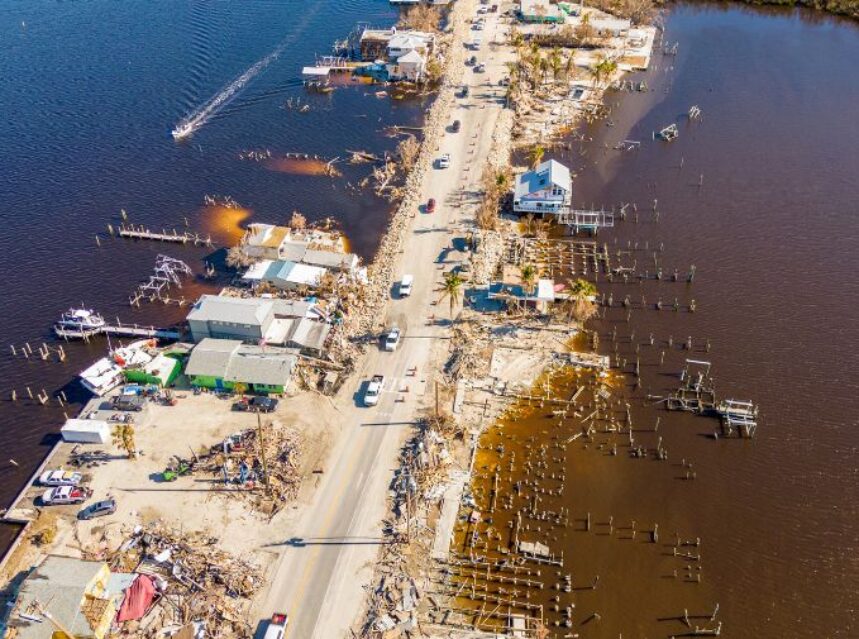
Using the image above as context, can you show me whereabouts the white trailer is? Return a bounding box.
[61,418,111,444]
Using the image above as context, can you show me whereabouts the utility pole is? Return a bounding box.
[257,412,269,490]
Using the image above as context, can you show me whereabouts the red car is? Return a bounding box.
[426,198,436,213]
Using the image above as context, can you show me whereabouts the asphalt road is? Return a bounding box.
[257,4,514,636]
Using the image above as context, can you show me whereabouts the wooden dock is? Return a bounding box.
[112,223,213,247]
[55,323,182,341]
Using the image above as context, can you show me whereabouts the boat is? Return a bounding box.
[171,122,194,140]
[53,307,107,339]
[78,339,158,396]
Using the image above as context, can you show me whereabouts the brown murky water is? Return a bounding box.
[454,3,859,638]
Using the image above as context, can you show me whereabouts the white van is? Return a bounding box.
[471,36,482,50]
[399,274,414,298]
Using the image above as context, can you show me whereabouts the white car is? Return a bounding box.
[42,485,91,505]
[364,375,384,407]
[399,274,414,297]
[39,469,83,487]
[477,6,489,13]
[384,327,401,352]
[437,153,451,169]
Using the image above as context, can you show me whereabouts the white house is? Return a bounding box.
[387,49,427,82]
[387,32,434,60]
[513,159,572,215]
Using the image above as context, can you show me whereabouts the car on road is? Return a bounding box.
[437,153,451,169]
[475,63,486,73]
[466,55,477,66]
[399,274,414,297]
[473,21,484,30]
[384,327,401,352]
[78,498,116,520]
[112,394,146,412]
[39,469,83,487]
[477,5,489,13]
[451,119,461,133]
[263,613,289,639]
[234,396,279,413]
[42,485,92,506]
[426,197,437,213]
[460,85,470,98]
[364,375,384,407]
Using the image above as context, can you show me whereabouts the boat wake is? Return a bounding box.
[172,43,285,140]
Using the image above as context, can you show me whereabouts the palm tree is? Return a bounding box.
[520,264,539,295]
[528,144,545,169]
[438,271,464,319]
[549,47,563,82]
[112,423,137,459]
[590,56,618,89]
[565,278,598,323]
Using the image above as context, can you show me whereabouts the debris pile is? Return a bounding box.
[106,525,261,638]
[202,423,303,517]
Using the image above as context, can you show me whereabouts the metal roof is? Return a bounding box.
[286,318,331,352]
[186,295,273,326]
[514,159,571,200]
[185,338,241,377]
[12,555,109,639]
[185,338,297,386]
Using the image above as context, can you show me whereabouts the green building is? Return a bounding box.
[519,0,565,23]
[123,352,181,387]
[184,338,297,395]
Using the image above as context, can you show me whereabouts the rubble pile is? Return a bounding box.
[469,228,507,286]
[444,322,493,383]
[107,526,261,638]
[202,423,303,517]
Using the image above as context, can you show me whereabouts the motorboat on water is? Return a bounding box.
[78,339,157,396]
[171,122,194,140]
[54,307,107,339]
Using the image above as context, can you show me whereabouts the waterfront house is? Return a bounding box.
[386,49,427,82]
[187,295,275,343]
[242,260,328,292]
[240,223,359,274]
[186,295,330,353]
[489,278,558,313]
[358,27,434,62]
[9,556,119,639]
[185,338,298,394]
[519,0,565,24]
[513,159,572,215]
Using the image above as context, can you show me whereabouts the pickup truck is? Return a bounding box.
[399,274,414,297]
[364,375,384,407]
[384,327,401,352]
[263,613,289,639]
[42,485,92,505]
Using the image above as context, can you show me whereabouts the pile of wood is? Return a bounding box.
[107,525,261,638]
[201,423,303,517]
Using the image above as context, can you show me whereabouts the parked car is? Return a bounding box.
[399,274,414,297]
[112,394,146,412]
[263,613,289,639]
[473,21,484,31]
[384,327,402,352]
[235,396,279,413]
[39,469,83,487]
[427,197,437,213]
[461,85,470,98]
[364,375,385,407]
[437,153,451,169]
[451,119,461,133]
[466,55,477,66]
[78,498,116,520]
[42,485,92,505]
[475,63,486,73]
[477,5,489,13]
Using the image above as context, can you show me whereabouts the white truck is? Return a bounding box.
[263,613,289,639]
[384,327,401,352]
[399,274,414,298]
[364,375,385,407]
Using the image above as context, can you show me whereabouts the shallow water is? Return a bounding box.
[482,3,859,636]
